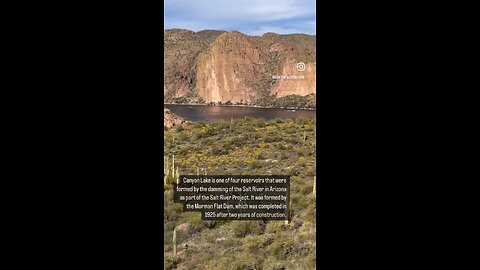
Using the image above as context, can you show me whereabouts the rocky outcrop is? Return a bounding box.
[195,31,262,104]
[164,109,185,128]
[164,29,316,106]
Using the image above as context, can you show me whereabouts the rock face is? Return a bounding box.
[164,29,316,106]
[164,109,185,128]
[195,31,261,104]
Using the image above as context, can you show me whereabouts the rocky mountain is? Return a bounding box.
[164,109,185,128]
[164,29,316,108]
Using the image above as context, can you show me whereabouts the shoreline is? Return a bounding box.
[163,103,316,111]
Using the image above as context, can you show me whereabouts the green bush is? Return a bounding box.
[231,221,264,237]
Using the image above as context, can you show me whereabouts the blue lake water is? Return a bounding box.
[165,105,316,123]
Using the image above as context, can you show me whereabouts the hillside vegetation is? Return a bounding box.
[164,118,316,269]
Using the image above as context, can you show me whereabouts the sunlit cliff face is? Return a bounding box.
[195,31,260,104]
[164,29,316,104]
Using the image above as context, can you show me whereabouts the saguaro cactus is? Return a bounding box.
[285,200,292,225]
[313,176,316,199]
[164,156,169,175]
[172,155,175,179]
[176,167,180,184]
[173,228,177,256]
[163,155,180,190]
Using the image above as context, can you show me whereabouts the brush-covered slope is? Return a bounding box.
[164,118,316,269]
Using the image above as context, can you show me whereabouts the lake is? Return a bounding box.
[165,104,316,123]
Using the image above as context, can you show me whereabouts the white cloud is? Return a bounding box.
[164,0,316,35]
[249,26,309,36]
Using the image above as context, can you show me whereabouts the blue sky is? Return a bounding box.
[164,0,316,36]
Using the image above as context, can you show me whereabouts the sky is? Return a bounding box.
[164,0,316,36]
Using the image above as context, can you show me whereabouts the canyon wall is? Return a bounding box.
[164,29,316,106]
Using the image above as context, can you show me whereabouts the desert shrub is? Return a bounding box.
[306,166,316,176]
[186,213,203,233]
[165,255,183,270]
[265,221,287,234]
[298,157,307,167]
[231,221,264,237]
[266,232,295,260]
[175,125,184,132]
[229,251,264,270]
[249,159,262,169]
